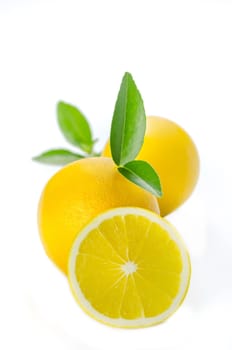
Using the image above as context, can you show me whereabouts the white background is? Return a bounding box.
[1,0,232,349]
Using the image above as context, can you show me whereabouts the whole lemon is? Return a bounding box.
[38,157,159,274]
[102,117,200,216]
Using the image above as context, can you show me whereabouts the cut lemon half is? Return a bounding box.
[68,207,191,328]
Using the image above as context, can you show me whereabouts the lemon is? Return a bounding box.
[68,207,191,328]
[38,157,159,274]
[102,116,200,216]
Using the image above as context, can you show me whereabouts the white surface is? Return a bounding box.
[0,0,232,349]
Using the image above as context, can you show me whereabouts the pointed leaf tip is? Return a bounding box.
[118,160,162,197]
[110,73,146,166]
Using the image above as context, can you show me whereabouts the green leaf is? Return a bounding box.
[110,72,146,166]
[57,101,93,153]
[32,149,84,165]
[118,160,162,197]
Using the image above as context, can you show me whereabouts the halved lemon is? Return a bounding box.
[68,207,191,328]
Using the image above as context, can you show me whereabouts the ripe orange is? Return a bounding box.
[38,157,159,273]
[102,116,200,216]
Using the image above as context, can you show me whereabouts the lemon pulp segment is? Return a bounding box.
[68,207,191,328]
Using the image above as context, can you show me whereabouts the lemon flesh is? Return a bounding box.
[68,207,191,328]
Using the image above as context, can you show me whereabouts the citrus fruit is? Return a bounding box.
[102,116,200,216]
[68,207,191,328]
[38,157,159,274]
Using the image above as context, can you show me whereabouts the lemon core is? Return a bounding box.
[121,261,137,275]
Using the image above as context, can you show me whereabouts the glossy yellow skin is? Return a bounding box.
[102,117,200,216]
[38,157,160,274]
